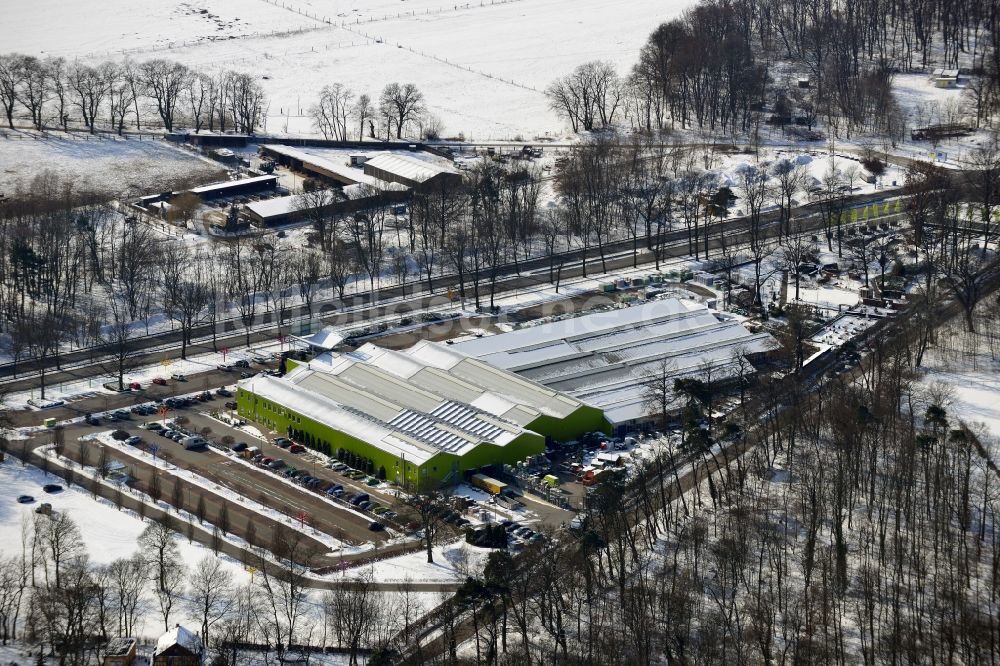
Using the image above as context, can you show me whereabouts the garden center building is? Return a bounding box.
[236,341,608,488]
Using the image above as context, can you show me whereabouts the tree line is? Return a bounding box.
[309,81,440,142]
[0,53,267,135]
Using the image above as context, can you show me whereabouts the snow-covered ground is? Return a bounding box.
[1,0,317,56]
[0,132,226,196]
[919,320,1000,439]
[0,0,697,139]
[0,455,250,579]
[330,539,494,584]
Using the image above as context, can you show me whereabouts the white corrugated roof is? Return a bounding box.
[451,299,778,424]
[389,341,585,421]
[241,371,438,464]
[189,174,276,195]
[363,153,458,183]
[262,144,378,185]
[240,352,531,462]
[244,194,308,219]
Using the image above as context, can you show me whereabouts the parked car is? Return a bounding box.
[331,463,348,472]
[128,382,142,391]
[350,493,370,506]
[42,484,63,493]
[289,444,305,453]
[216,388,233,397]
[152,377,167,386]
[383,511,398,520]
[239,371,254,379]
[233,359,250,368]
[217,364,232,372]
[144,422,164,431]
[170,373,187,382]
[251,355,268,364]
[274,438,292,448]
[182,436,207,450]
[224,401,238,410]
[268,459,286,469]
[367,521,385,532]
[85,415,101,426]
[125,436,142,446]
[231,441,248,453]
[112,410,130,421]
[251,454,264,463]
[16,495,34,504]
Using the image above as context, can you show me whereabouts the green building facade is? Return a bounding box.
[237,386,548,488]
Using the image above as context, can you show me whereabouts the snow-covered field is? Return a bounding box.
[332,539,493,584]
[0,132,225,196]
[0,0,696,139]
[2,0,317,56]
[0,455,250,578]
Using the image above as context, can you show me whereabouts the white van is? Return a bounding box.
[181,436,207,450]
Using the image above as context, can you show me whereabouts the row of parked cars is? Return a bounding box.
[240,448,395,531]
[141,421,209,450]
[500,519,545,547]
[326,461,383,487]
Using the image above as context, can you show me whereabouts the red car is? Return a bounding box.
[152,377,167,386]
[128,382,142,390]
[261,456,274,465]
[289,444,305,453]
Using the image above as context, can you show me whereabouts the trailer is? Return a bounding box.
[471,473,508,495]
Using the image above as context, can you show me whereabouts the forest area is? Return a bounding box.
[547,0,1000,139]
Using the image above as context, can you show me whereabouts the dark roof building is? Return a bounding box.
[103,638,137,666]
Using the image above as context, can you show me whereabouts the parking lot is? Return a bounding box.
[19,358,591,561]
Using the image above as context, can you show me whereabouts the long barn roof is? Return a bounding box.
[452,299,778,424]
